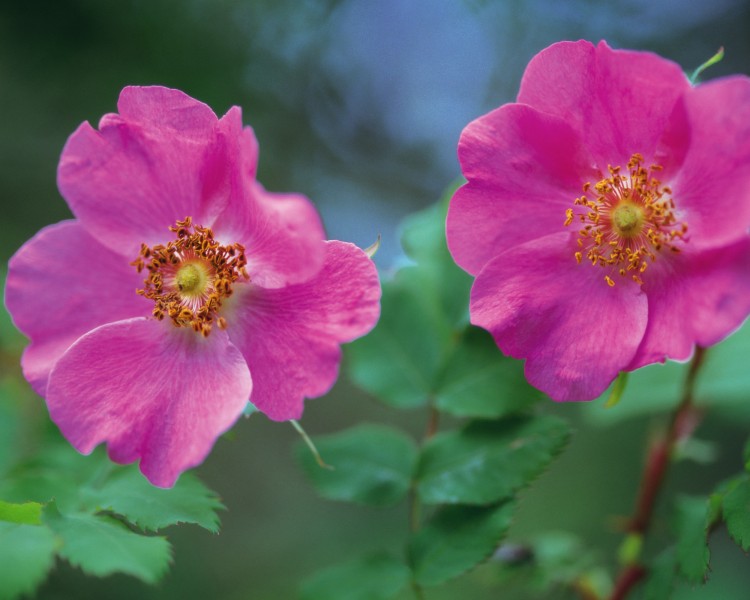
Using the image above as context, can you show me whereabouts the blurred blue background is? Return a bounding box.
[2,1,750,598]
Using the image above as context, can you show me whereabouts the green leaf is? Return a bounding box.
[44,503,171,583]
[416,416,570,505]
[409,501,514,586]
[400,185,457,265]
[707,492,724,527]
[85,470,224,533]
[347,271,454,409]
[300,553,409,600]
[399,187,472,327]
[722,477,750,551]
[743,436,750,471]
[0,443,104,513]
[0,500,44,525]
[673,495,710,583]
[347,185,475,410]
[434,327,540,419]
[644,548,677,600]
[296,424,417,507]
[0,522,58,600]
[0,380,25,478]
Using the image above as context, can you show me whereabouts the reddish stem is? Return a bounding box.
[424,405,440,440]
[610,565,647,600]
[609,347,706,600]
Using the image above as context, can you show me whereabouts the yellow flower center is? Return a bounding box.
[564,153,688,287]
[131,217,249,336]
[611,202,643,237]
[175,262,208,295]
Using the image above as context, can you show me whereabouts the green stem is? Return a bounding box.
[609,347,707,600]
[410,579,426,600]
[408,403,440,598]
[409,404,440,533]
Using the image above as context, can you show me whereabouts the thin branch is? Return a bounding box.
[408,403,440,597]
[608,347,707,600]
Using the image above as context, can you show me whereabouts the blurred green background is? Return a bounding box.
[2,1,750,598]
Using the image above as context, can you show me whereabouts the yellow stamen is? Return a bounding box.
[564,154,687,288]
[132,217,249,335]
[564,208,574,226]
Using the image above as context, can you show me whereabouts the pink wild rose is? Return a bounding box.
[5,86,381,487]
[446,40,750,401]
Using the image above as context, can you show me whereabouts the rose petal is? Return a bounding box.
[226,241,381,420]
[117,86,218,132]
[211,107,326,287]
[46,318,252,487]
[57,86,231,257]
[628,239,750,370]
[5,221,145,394]
[470,232,648,400]
[670,76,750,249]
[215,105,260,180]
[447,103,591,275]
[517,40,690,169]
[217,184,326,288]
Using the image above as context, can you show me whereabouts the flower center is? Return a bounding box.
[563,153,688,287]
[611,203,643,237]
[175,262,208,295]
[131,217,249,336]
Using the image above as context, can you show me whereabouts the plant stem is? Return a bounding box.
[408,487,421,533]
[424,405,440,440]
[409,405,440,533]
[408,403,440,598]
[609,347,707,600]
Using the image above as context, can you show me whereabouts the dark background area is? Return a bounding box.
[2,1,750,598]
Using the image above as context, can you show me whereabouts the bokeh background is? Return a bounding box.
[2,1,750,598]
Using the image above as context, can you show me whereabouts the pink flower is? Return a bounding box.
[446,40,750,401]
[5,86,381,487]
